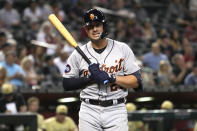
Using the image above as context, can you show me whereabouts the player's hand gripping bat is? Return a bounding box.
[48,14,109,85]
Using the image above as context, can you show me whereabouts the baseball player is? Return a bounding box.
[62,9,143,131]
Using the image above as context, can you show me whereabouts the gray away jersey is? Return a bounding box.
[63,38,140,100]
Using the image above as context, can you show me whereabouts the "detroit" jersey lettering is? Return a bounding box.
[63,38,140,101]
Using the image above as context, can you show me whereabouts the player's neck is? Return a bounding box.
[91,38,107,49]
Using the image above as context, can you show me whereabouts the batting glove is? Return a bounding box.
[88,63,111,84]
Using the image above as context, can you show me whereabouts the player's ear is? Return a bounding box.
[84,26,88,32]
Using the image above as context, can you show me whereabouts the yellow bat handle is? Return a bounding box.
[48,14,78,48]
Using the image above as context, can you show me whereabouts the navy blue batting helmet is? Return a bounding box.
[84,9,106,26]
[84,9,108,39]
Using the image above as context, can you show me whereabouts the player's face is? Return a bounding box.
[85,22,104,41]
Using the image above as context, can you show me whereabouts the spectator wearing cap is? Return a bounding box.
[0,51,25,87]
[142,42,169,71]
[126,103,149,131]
[161,100,174,110]
[184,63,197,86]
[42,105,78,131]
[0,83,26,113]
[160,100,174,131]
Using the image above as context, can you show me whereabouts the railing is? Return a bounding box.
[0,113,37,131]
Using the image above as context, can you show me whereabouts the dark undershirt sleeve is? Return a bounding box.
[131,70,143,92]
[62,77,93,91]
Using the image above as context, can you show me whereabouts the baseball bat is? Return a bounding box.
[48,14,109,85]
[94,6,135,19]
[48,14,91,65]
[31,40,57,49]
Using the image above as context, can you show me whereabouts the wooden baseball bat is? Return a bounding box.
[48,14,91,65]
[48,14,109,85]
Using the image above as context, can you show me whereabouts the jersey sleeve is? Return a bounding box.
[62,50,80,78]
[122,44,140,75]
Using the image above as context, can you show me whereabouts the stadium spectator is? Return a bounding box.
[126,18,143,41]
[0,32,6,49]
[27,96,44,131]
[0,51,25,87]
[126,102,149,131]
[21,56,44,87]
[42,55,60,84]
[189,0,197,12]
[160,100,175,131]
[50,3,66,22]
[131,0,149,24]
[7,38,17,52]
[42,105,78,131]
[164,0,186,26]
[161,100,174,110]
[38,0,52,21]
[29,46,46,73]
[0,0,21,27]
[183,44,196,69]
[157,33,174,58]
[184,63,197,86]
[0,83,26,130]
[25,20,40,43]
[142,18,157,41]
[16,45,28,64]
[67,0,86,24]
[171,53,191,86]
[0,66,7,88]
[170,29,182,53]
[23,0,42,24]
[137,60,156,87]
[180,37,191,54]
[114,19,127,42]
[53,49,69,75]
[0,42,11,62]
[142,42,169,71]
[0,83,26,113]
[184,18,197,44]
[157,60,173,87]
[37,21,62,55]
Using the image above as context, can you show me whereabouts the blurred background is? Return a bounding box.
[0,0,197,130]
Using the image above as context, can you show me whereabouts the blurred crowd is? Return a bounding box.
[0,0,197,92]
[0,83,78,131]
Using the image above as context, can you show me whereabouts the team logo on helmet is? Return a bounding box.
[90,14,94,20]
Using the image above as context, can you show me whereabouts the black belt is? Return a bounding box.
[80,98,125,107]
